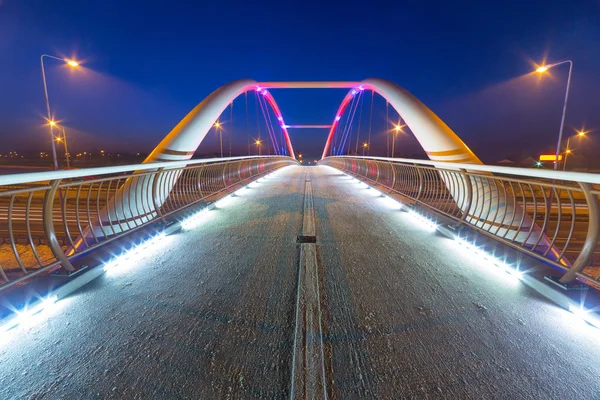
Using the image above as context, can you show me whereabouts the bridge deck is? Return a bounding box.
[1,165,599,398]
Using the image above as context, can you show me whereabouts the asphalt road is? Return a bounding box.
[0,165,599,399]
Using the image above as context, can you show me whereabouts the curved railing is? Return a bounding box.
[319,156,600,287]
[0,156,297,292]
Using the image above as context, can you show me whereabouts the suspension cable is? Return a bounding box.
[254,91,262,155]
[338,93,357,155]
[257,93,277,155]
[354,93,364,155]
[229,100,233,157]
[386,100,389,158]
[367,90,374,156]
[263,95,281,155]
[339,92,362,156]
[245,92,250,155]
[333,95,353,156]
[334,94,355,155]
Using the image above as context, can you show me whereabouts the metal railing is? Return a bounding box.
[320,156,600,287]
[0,156,297,292]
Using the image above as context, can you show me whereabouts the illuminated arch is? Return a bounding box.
[321,78,482,164]
[146,79,481,166]
[317,80,568,269]
[145,79,295,162]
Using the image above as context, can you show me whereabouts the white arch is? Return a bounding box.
[145,79,481,166]
[322,78,481,163]
[145,79,296,162]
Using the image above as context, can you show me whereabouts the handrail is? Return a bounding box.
[320,156,600,288]
[0,156,298,292]
[324,155,600,185]
[0,155,285,186]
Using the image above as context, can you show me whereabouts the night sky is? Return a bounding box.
[1,0,600,164]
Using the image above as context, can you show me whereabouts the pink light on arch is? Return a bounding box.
[322,88,361,158]
[262,90,295,159]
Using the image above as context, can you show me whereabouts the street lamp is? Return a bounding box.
[535,59,573,170]
[214,121,223,157]
[563,130,586,171]
[392,123,404,158]
[52,124,72,168]
[41,54,80,170]
[362,142,368,156]
[255,139,262,156]
[60,127,71,169]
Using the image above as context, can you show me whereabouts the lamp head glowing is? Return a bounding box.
[394,124,402,132]
[255,139,261,145]
[362,142,368,148]
[577,130,586,137]
[65,59,79,67]
[49,120,56,127]
[214,122,221,128]
[536,66,548,73]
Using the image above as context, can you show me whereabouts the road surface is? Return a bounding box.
[0,165,599,398]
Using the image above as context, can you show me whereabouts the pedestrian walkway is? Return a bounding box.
[0,165,599,399]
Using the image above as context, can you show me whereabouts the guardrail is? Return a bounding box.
[0,156,297,292]
[319,156,600,287]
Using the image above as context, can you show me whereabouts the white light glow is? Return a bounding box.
[181,209,215,230]
[103,232,167,276]
[454,237,522,284]
[249,181,262,188]
[568,304,600,329]
[362,186,383,197]
[234,186,252,196]
[351,179,369,189]
[215,194,236,208]
[1,295,60,334]
[378,195,403,211]
[406,210,438,232]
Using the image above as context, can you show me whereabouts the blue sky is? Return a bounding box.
[1,0,599,163]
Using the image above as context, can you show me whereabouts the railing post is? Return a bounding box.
[151,168,168,224]
[222,162,229,191]
[389,162,396,193]
[414,164,424,201]
[454,168,473,228]
[560,182,600,283]
[43,180,75,272]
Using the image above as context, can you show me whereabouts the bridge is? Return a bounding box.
[1,80,600,398]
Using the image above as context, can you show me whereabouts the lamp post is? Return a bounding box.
[41,54,79,170]
[214,121,223,157]
[60,127,71,169]
[563,130,585,171]
[362,142,368,156]
[535,60,573,170]
[392,123,404,158]
[255,139,262,156]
